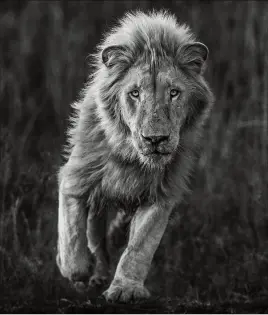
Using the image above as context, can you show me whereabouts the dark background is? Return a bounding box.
[1,0,268,311]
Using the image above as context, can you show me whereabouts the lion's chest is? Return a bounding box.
[101,160,153,207]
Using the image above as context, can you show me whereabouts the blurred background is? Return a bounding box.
[0,0,268,306]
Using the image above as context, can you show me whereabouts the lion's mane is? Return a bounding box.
[59,10,214,212]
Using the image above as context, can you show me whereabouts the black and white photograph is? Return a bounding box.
[0,0,268,313]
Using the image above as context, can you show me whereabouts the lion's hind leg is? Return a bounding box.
[57,180,91,291]
[87,211,110,290]
[108,211,131,249]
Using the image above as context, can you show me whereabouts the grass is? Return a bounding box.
[1,0,268,312]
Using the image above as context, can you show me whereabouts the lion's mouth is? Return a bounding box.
[138,148,174,166]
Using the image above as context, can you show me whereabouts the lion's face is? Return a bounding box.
[118,62,189,166]
[99,39,211,169]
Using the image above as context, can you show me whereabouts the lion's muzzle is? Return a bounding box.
[139,132,173,156]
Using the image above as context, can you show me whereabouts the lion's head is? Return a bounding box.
[92,11,213,169]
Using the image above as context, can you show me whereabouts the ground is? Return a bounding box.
[2,296,268,314]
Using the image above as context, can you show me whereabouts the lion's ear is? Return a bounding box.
[179,42,209,75]
[101,45,130,68]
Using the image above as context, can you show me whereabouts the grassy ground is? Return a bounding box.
[2,296,268,313]
[1,0,268,312]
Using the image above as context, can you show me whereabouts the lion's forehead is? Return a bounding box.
[122,64,187,94]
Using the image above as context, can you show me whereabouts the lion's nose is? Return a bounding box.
[141,134,169,145]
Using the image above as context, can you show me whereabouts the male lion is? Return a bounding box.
[56,10,214,302]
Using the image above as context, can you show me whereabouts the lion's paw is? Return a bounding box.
[72,281,88,294]
[71,272,89,294]
[102,281,150,303]
[89,273,109,288]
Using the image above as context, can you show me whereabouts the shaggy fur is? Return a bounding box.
[57,10,214,302]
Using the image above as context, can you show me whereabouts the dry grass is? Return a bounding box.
[1,0,268,311]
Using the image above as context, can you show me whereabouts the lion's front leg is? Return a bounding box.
[56,180,91,289]
[103,203,173,303]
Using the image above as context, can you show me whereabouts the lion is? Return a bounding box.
[56,10,214,303]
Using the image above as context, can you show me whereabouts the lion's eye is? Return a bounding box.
[170,89,180,99]
[129,90,140,98]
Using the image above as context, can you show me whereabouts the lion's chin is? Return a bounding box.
[139,151,173,169]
